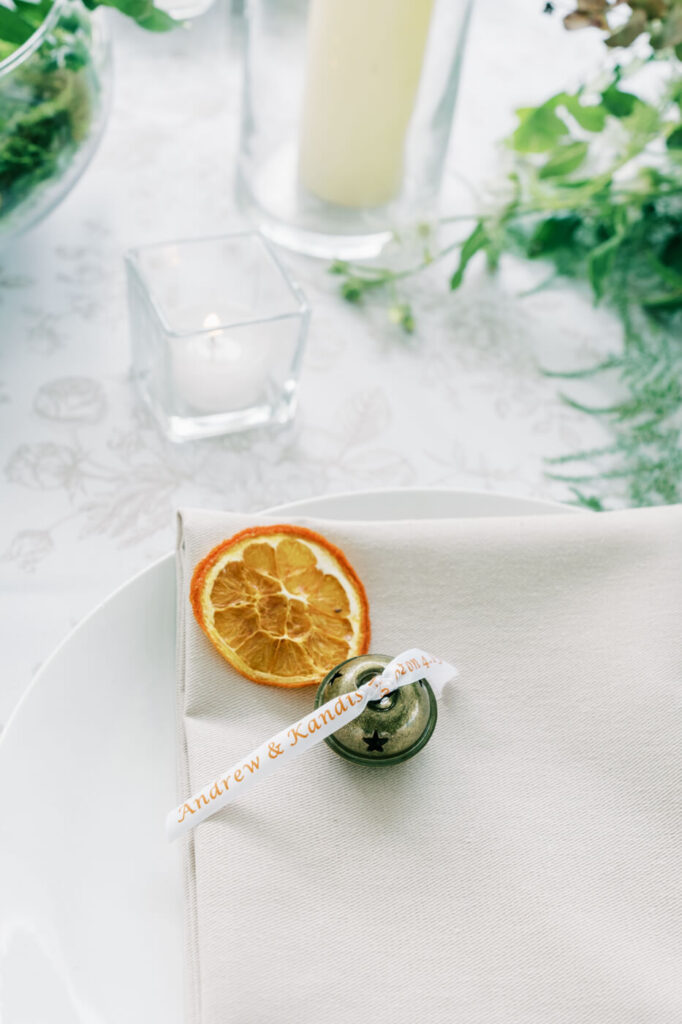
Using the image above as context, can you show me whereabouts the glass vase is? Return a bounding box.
[236,0,473,260]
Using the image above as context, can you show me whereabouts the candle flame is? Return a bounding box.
[203,313,221,330]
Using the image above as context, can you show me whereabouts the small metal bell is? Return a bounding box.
[314,653,437,767]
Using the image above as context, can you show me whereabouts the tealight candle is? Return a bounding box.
[172,314,271,415]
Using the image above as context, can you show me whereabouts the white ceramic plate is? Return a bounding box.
[0,489,573,1024]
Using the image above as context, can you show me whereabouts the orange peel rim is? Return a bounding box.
[189,523,371,688]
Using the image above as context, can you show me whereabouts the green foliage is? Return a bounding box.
[388,302,415,333]
[0,0,176,228]
[0,5,35,45]
[0,0,176,52]
[332,66,682,509]
[483,69,682,507]
[537,140,588,179]
[0,0,100,223]
[601,85,640,117]
[512,99,569,153]
[80,0,176,31]
[450,220,490,289]
[563,93,606,132]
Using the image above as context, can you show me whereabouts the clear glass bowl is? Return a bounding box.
[0,0,111,241]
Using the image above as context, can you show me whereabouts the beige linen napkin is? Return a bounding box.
[176,504,682,1024]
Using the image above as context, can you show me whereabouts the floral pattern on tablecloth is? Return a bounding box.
[0,0,611,722]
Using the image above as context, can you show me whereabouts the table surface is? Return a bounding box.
[0,0,613,728]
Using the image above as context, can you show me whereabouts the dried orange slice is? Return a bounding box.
[190,525,370,687]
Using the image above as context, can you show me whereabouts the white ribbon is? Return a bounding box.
[167,648,457,842]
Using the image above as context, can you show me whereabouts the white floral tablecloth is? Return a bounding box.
[0,0,613,727]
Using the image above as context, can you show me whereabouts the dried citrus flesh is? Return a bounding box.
[190,525,371,687]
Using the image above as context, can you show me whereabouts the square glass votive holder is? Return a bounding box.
[126,232,310,442]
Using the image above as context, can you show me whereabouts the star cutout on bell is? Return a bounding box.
[362,730,388,753]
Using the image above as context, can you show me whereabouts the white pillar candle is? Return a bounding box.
[298,0,435,209]
[172,315,270,415]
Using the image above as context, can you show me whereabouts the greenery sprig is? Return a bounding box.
[332,48,682,509]
[0,0,175,55]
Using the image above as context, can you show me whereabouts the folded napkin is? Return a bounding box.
[176,504,682,1024]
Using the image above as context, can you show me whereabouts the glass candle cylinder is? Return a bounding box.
[237,0,473,259]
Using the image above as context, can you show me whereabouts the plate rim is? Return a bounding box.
[0,485,574,751]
